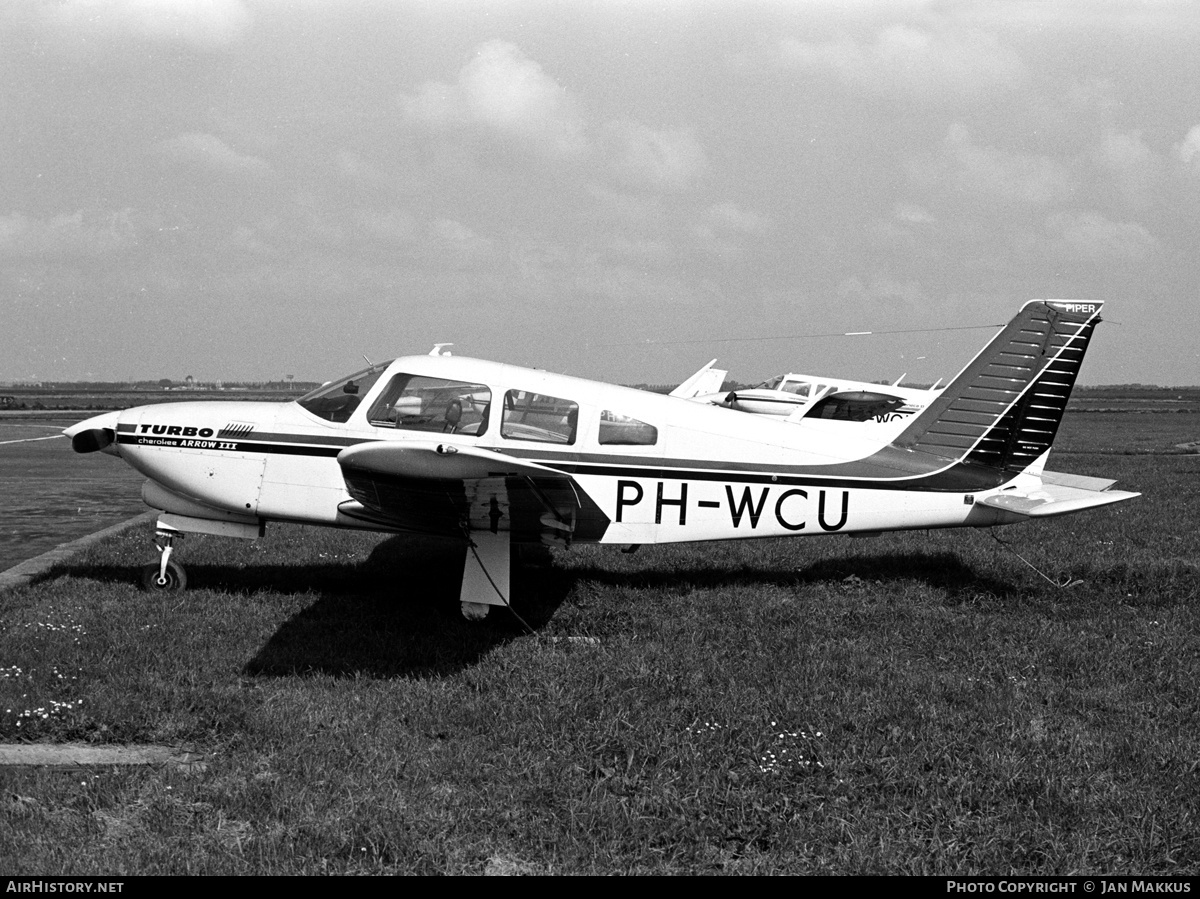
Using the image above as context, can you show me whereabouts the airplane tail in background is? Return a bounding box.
[892,300,1104,474]
[670,360,728,399]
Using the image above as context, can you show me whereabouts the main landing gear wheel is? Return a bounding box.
[141,559,187,591]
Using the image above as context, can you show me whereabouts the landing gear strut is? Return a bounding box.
[141,528,187,591]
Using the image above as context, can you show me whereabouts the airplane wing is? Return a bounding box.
[336,440,612,613]
[979,470,1140,519]
[670,360,728,399]
[336,440,606,543]
[340,440,561,482]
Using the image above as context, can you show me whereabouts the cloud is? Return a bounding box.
[0,209,138,258]
[356,208,417,246]
[38,0,252,49]
[893,203,934,224]
[584,186,668,233]
[691,201,769,260]
[1100,131,1155,171]
[1095,131,1162,208]
[704,202,768,234]
[426,218,494,268]
[779,21,1027,101]
[1176,125,1200,174]
[1044,211,1156,262]
[158,132,272,177]
[401,40,586,159]
[601,122,708,192]
[870,204,936,255]
[918,123,1074,207]
[835,275,932,317]
[336,149,390,187]
[400,40,709,192]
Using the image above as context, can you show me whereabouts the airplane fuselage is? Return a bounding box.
[83,353,1022,552]
[66,301,1137,613]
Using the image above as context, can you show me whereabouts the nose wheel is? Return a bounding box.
[141,559,187,591]
[141,529,188,591]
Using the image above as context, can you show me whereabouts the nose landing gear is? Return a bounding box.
[141,528,187,591]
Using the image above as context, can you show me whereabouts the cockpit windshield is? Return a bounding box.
[296,361,392,423]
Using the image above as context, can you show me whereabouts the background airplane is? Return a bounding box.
[66,299,1137,619]
[688,369,942,437]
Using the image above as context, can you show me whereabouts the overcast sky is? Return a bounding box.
[3,0,1198,387]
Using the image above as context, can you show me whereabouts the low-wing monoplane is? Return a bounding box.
[67,300,1138,619]
[690,369,942,436]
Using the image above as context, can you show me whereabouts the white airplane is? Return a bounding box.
[66,300,1138,620]
[685,367,941,428]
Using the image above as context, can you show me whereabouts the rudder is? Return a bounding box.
[892,300,1104,473]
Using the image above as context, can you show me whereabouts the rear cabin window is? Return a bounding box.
[501,390,579,445]
[367,375,492,435]
[598,411,657,446]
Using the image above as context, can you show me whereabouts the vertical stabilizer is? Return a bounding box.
[892,300,1103,473]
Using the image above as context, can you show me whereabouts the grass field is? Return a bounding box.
[1,409,1197,874]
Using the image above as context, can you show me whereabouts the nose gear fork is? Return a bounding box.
[141,527,188,591]
[155,529,178,584]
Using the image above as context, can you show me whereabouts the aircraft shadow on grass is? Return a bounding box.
[241,536,571,678]
[246,545,1018,678]
[46,540,1017,680]
[561,548,1017,597]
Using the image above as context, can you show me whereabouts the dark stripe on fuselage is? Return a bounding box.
[118,425,365,448]
[553,458,1005,492]
[118,434,351,457]
[731,394,803,407]
[117,429,1008,493]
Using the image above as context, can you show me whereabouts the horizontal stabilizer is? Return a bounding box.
[980,470,1139,519]
[1039,470,1118,492]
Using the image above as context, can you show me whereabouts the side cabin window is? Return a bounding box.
[367,375,492,435]
[501,390,579,445]
[779,379,811,398]
[598,410,657,446]
[296,363,390,423]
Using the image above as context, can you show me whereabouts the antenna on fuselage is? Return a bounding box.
[429,343,454,356]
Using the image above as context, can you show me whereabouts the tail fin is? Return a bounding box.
[670,360,728,399]
[892,300,1103,473]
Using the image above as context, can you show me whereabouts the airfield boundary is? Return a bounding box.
[0,743,204,768]
[0,511,156,593]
